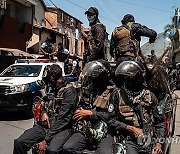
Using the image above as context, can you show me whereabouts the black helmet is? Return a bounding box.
[81,60,110,78]
[81,60,110,96]
[115,61,146,91]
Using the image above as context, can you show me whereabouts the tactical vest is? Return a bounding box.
[93,86,114,110]
[118,89,153,128]
[112,25,138,58]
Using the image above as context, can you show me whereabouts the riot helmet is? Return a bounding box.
[81,60,110,96]
[115,61,146,93]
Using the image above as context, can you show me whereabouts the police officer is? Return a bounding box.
[62,60,118,154]
[107,61,164,154]
[13,64,78,154]
[84,7,107,63]
[110,14,157,67]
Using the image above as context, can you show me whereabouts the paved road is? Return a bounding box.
[0,111,33,154]
[170,90,180,153]
[0,91,179,154]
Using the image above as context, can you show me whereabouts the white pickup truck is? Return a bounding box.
[0,59,66,117]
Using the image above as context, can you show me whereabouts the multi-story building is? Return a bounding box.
[28,3,83,58]
[46,7,83,57]
[0,0,36,72]
[0,0,36,51]
[172,7,180,63]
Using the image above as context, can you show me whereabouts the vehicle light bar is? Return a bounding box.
[15,59,50,63]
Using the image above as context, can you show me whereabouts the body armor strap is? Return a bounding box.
[93,86,114,109]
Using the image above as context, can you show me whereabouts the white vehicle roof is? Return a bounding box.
[14,59,65,76]
[0,59,65,86]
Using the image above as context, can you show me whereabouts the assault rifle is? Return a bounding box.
[133,90,152,153]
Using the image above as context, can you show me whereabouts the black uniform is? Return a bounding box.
[62,60,116,154]
[13,80,78,154]
[87,22,106,62]
[108,60,165,154]
[108,90,164,154]
[84,7,106,63]
[62,87,118,154]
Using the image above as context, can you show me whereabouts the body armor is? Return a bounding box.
[112,25,140,59]
[87,30,96,53]
[93,86,114,110]
[74,86,114,142]
[118,89,153,128]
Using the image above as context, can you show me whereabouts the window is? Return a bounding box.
[70,18,74,26]
[61,12,64,22]
[67,16,70,25]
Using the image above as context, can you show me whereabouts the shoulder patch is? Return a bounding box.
[108,104,114,112]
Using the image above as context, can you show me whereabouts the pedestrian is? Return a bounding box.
[107,60,164,154]
[150,50,157,64]
[84,7,107,63]
[13,64,78,154]
[110,14,157,67]
[39,37,54,60]
[62,60,118,154]
[53,43,70,63]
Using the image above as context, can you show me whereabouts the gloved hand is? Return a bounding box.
[149,38,156,44]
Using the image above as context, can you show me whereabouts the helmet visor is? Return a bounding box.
[81,61,106,78]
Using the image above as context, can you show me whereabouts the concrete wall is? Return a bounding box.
[34,0,46,26]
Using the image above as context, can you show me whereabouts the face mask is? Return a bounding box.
[87,15,96,24]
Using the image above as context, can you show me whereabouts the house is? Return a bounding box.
[0,0,36,72]
[45,7,83,57]
[27,0,65,55]
[0,0,36,51]
[28,3,84,58]
[27,0,46,54]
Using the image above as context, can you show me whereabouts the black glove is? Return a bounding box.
[149,38,155,44]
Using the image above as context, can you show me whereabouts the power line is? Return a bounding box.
[102,0,120,20]
[48,0,58,9]
[151,17,172,28]
[61,0,86,10]
[44,0,51,6]
[116,0,172,13]
[62,0,119,25]
[93,0,112,19]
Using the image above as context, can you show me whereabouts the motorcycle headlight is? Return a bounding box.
[8,84,30,94]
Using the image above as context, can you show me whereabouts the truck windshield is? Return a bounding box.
[0,65,42,77]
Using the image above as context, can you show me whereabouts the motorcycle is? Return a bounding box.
[32,92,59,154]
